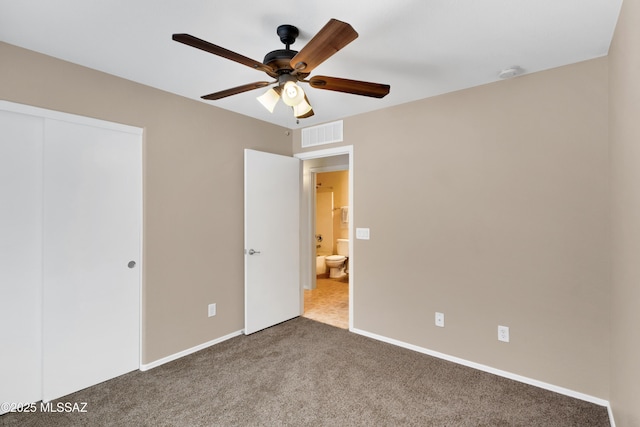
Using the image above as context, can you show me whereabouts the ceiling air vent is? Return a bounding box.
[301,120,343,148]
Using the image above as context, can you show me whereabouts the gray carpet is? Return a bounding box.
[1,317,609,426]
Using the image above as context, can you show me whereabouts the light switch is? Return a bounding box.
[356,228,370,240]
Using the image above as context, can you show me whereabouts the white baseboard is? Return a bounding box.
[138,326,615,426]
[607,405,617,427]
[351,327,613,418]
[140,329,243,371]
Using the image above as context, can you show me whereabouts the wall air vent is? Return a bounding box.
[301,120,343,148]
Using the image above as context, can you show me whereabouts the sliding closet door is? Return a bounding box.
[42,119,141,401]
[0,110,44,409]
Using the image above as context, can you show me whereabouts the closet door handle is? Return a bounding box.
[247,249,261,255]
[128,261,136,268]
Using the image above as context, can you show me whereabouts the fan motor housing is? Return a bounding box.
[263,49,297,73]
[263,24,302,74]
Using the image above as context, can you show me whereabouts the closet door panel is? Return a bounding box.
[0,111,44,411]
[42,119,141,401]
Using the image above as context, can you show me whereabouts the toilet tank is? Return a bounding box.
[336,239,349,256]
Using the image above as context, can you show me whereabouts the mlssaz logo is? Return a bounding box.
[39,402,88,413]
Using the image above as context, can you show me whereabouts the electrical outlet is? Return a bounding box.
[435,312,445,327]
[208,303,217,317]
[498,325,509,342]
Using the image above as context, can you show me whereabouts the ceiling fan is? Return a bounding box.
[172,18,390,119]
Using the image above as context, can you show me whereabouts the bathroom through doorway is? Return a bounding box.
[306,168,349,328]
[295,146,353,330]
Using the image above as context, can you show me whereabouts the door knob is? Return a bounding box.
[248,249,261,255]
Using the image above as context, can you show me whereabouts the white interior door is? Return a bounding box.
[0,110,44,410]
[244,149,300,335]
[42,118,141,401]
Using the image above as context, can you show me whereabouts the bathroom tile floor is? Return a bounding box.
[303,276,349,329]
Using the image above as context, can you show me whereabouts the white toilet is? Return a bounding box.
[325,238,349,278]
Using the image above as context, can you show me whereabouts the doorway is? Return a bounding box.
[294,146,354,330]
[305,168,349,328]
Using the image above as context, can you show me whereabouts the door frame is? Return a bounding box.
[295,145,354,330]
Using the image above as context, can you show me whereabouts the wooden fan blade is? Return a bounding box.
[290,19,358,73]
[202,82,271,100]
[173,34,277,77]
[309,76,390,98]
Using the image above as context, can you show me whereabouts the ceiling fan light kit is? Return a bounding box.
[256,88,280,113]
[293,95,314,118]
[281,81,305,106]
[172,18,390,119]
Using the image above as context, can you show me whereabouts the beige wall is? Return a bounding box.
[609,0,640,425]
[316,170,349,250]
[295,58,610,398]
[0,42,292,363]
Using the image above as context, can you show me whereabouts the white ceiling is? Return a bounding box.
[0,1,623,129]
